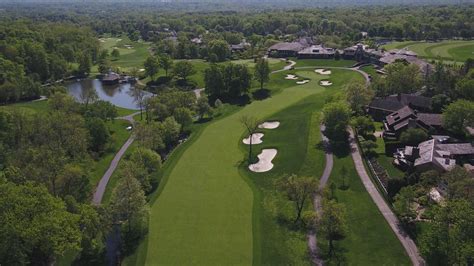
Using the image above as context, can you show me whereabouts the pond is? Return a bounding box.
[67,79,152,110]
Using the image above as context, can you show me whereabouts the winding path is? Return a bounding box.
[92,111,141,205]
[308,125,334,266]
[348,129,424,265]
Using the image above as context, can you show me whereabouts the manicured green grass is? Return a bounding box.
[319,153,410,265]
[99,36,152,72]
[144,71,336,265]
[360,65,379,77]
[293,58,357,68]
[116,106,139,117]
[374,137,404,179]
[244,70,359,265]
[0,99,49,114]
[382,40,474,63]
[382,41,420,50]
[231,58,287,72]
[141,67,410,265]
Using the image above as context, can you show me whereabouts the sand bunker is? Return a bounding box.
[320,80,333,86]
[242,133,264,145]
[258,121,280,129]
[139,68,145,72]
[285,74,299,80]
[249,149,278,173]
[315,69,332,75]
[296,80,310,85]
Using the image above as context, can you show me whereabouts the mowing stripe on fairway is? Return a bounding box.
[145,74,328,265]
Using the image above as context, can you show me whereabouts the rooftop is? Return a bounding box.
[298,45,335,55]
[369,93,432,112]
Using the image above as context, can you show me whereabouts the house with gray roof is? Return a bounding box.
[394,136,474,173]
[383,106,443,140]
[268,37,313,58]
[297,45,335,59]
[368,93,432,121]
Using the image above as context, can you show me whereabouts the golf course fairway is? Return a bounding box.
[145,70,360,265]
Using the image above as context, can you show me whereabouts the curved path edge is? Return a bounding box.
[92,111,141,205]
[348,128,424,266]
[308,125,334,266]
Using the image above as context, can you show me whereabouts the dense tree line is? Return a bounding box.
[0,21,99,103]
[204,63,252,101]
[0,92,160,263]
[1,4,473,63]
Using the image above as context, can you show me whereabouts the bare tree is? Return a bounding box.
[80,86,98,109]
[240,115,261,163]
[132,87,146,121]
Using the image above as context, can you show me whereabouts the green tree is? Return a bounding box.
[346,80,374,114]
[278,174,318,224]
[254,58,270,90]
[98,58,111,74]
[351,116,375,137]
[144,56,160,81]
[108,175,148,254]
[442,100,474,136]
[208,39,230,62]
[86,117,110,152]
[134,122,165,152]
[161,117,181,147]
[399,128,428,145]
[420,199,474,265]
[57,164,91,202]
[204,64,225,98]
[361,140,378,156]
[159,54,173,77]
[111,48,120,58]
[385,62,422,95]
[0,181,81,264]
[173,61,196,84]
[173,107,194,128]
[130,148,162,174]
[78,52,91,75]
[319,199,348,257]
[196,96,213,120]
[322,101,351,141]
[393,186,417,226]
[455,69,474,100]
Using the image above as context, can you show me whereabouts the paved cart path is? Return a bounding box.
[308,125,334,266]
[92,111,140,205]
[348,129,424,266]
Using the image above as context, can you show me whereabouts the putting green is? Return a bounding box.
[145,71,339,265]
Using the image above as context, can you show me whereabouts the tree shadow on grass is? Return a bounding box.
[329,139,351,158]
[252,88,271,101]
[318,242,349,265]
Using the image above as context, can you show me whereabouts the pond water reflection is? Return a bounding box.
[67,79,151,110]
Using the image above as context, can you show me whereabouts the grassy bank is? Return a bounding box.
[318,151,410,265]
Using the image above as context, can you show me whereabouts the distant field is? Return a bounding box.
[99,36,152,71]
[382,40,474,63]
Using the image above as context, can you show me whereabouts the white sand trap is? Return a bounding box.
[285,74,299,80]
[320,80,333,86]
[242,133,264,145]
[249,149,278,173]
[296,80,310,85]
[139,68,145,72]
[315,69,332,75]
[258,121,280,129]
